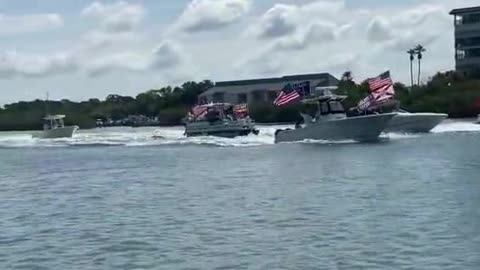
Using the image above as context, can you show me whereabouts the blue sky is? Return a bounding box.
[0,0,479,104]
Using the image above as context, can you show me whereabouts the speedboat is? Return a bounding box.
[33,115,79,139]
[385,109,447,133]
[274,91,396,143]
[351,99,447,133]
[184,103,259,138]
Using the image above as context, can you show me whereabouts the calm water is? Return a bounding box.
[1,122,480,269]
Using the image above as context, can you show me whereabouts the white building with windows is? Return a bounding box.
[451,6,480,77]
[198,73,339,105]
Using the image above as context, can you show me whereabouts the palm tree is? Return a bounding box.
[415,44,426,85]
[407,48,416,87]
[341,71,353,82]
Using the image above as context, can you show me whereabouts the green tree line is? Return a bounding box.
[0,80,214,131]
[1,71,480,131]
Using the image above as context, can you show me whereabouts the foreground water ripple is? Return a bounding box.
[1,123,480,269]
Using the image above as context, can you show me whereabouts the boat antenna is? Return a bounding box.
[45,92,49,116]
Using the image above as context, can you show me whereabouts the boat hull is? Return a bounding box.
[385,113,447,133]
[185,119,258,138]
[33,125,79,139]
[275,113,396,143]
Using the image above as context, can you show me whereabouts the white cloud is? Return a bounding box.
[174,0,251,33]
[82,1,145,33]
[85,52,147,77]
[0,13,63,35]
[82,39,186,77]
[249,1,345,40]
[255,4,298,39]
[0,37,186,79]
[366,16,392,42]
[273,22,339,51]
[366,4,451,52]
[149,41,183,69]
[235,0,458,84]
[0,51,77,78]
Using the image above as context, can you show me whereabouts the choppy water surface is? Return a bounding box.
[1,120,480,269]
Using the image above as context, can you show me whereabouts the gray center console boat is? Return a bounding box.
[275,90,396,143]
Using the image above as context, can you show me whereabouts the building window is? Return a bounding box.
[237,93,247,103]
[251,90,265,102]
[268,91,278,102]
[465,48,480,57]
[212,92,225,103]
[456,37,480,48]
[465,13,480,24]
[455,15,463,26]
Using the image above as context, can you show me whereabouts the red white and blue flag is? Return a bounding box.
[233,104,249,118]
[357,71,395,111]
[368,71,395,101]
[191,105,208,119]
[292,81,311,97]
[274,81,309,106]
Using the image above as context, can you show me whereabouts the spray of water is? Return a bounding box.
[0,120,478,148]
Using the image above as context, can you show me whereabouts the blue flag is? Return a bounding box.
[292,81,310,97]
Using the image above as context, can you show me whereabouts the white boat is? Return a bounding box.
[33,115,79,139]
[356,100,447,133]
[184,103,259,138]
[385,109,447,133]
[274,90,396,143]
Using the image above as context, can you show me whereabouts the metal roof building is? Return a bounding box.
[198,73,339,104]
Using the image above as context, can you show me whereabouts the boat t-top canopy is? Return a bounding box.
[43,114,66,120]
[195,103,234,109]
[302,88,347,104]
[302,94,347,104]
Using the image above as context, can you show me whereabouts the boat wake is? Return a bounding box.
[0,126,276,148]
[0,120,478,148]
[431,119,480,133]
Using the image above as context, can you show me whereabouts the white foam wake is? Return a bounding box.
[431,119,480,133]
[0,120,478,148]
[0,126,278,148]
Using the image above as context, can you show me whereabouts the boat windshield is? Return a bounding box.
[329,101,345,113]
[318,100,345,115]
[43,118,64,130]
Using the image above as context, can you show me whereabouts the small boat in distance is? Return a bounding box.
[275,89,396,143]
[184,103,259,138]
[33,115,79,139]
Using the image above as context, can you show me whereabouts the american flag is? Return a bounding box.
[274,83,301,106]
[372,84,395,102]
[233,104,249,118]
[368,71,394,92]
[191,105,208,119]
[368,71,395,103]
